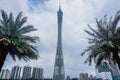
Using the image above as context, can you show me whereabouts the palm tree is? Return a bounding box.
[0,10,39,71]
[81,10,120,70]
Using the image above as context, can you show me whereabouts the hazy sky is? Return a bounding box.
[0,0,120,78]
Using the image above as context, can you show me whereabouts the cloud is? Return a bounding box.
[0,0,120,78]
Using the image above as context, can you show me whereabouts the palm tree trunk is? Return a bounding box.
[113,51,120,70]
[0,47,8,72]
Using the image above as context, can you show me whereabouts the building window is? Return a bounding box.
[61,66,64,75]
[54,66,58,75]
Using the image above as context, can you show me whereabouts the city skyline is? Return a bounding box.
[0,65,43,79]
[0,0,120,78]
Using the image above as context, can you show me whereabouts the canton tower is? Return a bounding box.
[53,0,65,80]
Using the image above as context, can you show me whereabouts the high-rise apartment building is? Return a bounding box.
[0,69,10,79]
[89,75,96,80]
[66,76,70,80]
[22,65,32,79]
[9,65,21,79]
[96,61,120,80]
[79,73,89,80]
[0,69,6,79]
[32,67,43,79]
[4,69,10,79]
[0,70,1,78]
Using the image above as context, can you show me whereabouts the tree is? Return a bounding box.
[81,10,120,70]
[0,10,39,71]
[71,78,78,80]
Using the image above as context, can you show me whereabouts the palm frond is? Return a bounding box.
[17,25,37,35]
[0,10,39,62]
[16,17,27,29]
[20,35,39,43]
[1,10,8,26]
[112,10,120,30]
[15,12,22,24]
[82,10,120,67]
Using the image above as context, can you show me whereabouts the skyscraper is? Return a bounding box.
[32,67,43,79]
[96,61,113,80]
[89,75,97,80]
[53,1,65,80]
[22,65,32,79]
[9,65,21,79]
[0,69,10,79]
[79,73,89,80]
[0,69,6,79]
[4,69,10,79]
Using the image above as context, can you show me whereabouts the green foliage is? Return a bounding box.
[71,78,78,80]
[81,10,120,67]
[0,10,39,61]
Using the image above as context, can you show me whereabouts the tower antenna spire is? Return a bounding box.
[59,0,61,10]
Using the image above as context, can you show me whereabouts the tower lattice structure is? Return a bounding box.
[53,1,65,80]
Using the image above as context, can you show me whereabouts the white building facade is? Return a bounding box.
[0,69,10,79]
[32,67,43,79]
[9,65,21,79]
[22,65,32,79]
